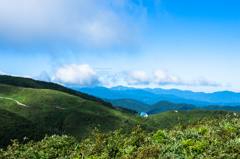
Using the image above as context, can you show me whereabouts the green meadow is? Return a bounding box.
[0,83,160,150]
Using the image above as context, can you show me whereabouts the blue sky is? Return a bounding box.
[0,0,240,93]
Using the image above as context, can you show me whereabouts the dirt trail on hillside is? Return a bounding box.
[0,97,29,107]
[0,97,85,109]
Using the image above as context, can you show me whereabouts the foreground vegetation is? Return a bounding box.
[1,113,240,158]
[149,109,240,131]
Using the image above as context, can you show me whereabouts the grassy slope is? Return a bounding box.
[2,83,238,143]
[0,75,114,109]
[0,84,160,143]
[149,109,240,131]
[0,109,48,150]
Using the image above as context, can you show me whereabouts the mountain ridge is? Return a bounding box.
[104,98,240,115]
[74,85,240,106]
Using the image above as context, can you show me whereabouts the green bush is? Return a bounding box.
[151,130,166,143]
[1,113,240,158]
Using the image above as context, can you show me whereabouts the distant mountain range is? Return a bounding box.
[102,98,240,115]
[143,87,240,104]
[72,86,240,106]
[104,98,149,113]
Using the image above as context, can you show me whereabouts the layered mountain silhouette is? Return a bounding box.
[103,98,240,115]
[73,86,240,106]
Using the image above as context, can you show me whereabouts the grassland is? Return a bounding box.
[0,84,161,149]
[0,75,114,108]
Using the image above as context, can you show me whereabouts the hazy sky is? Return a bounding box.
[0,0,240,93]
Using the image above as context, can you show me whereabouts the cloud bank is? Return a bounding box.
[153,69,221,87]
[125,70,150,85]
[1,67,221,88]
[52,64,99,87]
[154,69,182,85]
[0,71,7,75]
[0,70,31,78]
[0,0,146,51]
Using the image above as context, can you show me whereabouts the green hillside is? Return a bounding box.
[146,100,196,115]
[2,82,239,151]
[149,109,240,131]
[0,109,48,150]
[0,84,160,145]
[0,75,114,109]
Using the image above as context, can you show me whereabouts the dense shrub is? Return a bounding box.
[1,113,240,158]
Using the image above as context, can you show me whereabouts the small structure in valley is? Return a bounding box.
[140,112,148,117]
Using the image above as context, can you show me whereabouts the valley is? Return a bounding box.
[1,75,240,158]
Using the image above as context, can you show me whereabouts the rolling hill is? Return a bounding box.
[105,98,240,115]
[148,109,240,131]
[0,75,114,109]
[0,83,161,148]
[145,100,196,115]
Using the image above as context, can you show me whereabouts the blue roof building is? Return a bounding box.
[140,112,148,117]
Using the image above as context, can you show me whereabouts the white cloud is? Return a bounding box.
[0,70,32,78]
[154,69,221,87]
[154,69,182,85]
[196,77,221,87]
[0,0,146,49]
[53,64,99,86]
[125,70,150,85]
